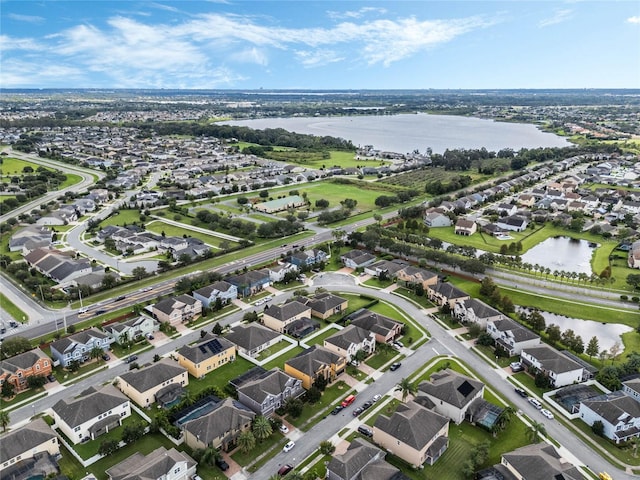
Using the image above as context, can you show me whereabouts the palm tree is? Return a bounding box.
[526,420,547,443]
[252,415,273,442]
[237,430,256,453]
[90,346,104,363]
[496,406,516,432]
[395,377,417,403]
[0,410,9,432]
[200,445,221,466]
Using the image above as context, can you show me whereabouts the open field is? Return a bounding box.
[97,208,143,227]
[297,180,399,214]
[378,166,490,190]
[146,220,239,249]
[0,157,42,175]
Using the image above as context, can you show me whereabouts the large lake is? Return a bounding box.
[224,113,571,154]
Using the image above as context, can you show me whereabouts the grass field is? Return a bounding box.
[296,180,399,214]
[98,209,143,227]
[145,220,239,249]
[379,166,490,191]
[0,157,41,175]
[0,292,26,322]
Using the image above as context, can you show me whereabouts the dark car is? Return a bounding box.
[102,353,111,361]
[515,388,528,398]
[362,400,373,410]
[278,464,293,476]
[216,458,229,471]
[95,309,107,316]
[47,374,56,383]
[115,295,126,301]
[331,405,343,415]
[357,425,373,437]
[389,362,402,371]
[352,407,364,417]
[125,355,138,364]
[8,321,18,328]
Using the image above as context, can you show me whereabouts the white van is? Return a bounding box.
[528,397,542,410]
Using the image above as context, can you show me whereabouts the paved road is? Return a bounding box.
[7,274,631,479]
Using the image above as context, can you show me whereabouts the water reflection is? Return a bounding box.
[521,236,597,275]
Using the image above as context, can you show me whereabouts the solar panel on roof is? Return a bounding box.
[457,380,475,397]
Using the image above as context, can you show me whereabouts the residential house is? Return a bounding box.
[225,270,271,297]
[49,328,112,368]
[517,194,536,208]
[182,398,255,452]
[324,325,376,362]
[628,240,640,269]
[373,399,449,467]
[341,250,377,269]
[623,378,640,403]
[395,266,438,290]
[262,300,313,334]
[423,212,452,228]
[496,215,528,232]
[192,281,238,307]
[520,344,585,387]
[103,315,157,345]
[265,263,298,283]
[364,259,407,278]
[9,225,53,252]
[0,348,52,393]
[254,195,306,213]
[486,318,541,356]
[327,438,408,480]
[480,443,585,480]
[116,359,188,408]
[24,247,92,286]
[286,249,328,268]
[417,369,485,424]
[225,323,281,359]
[176,333,236,379]
[52,384,131,444]
[453,298,505,329]
[578,391,640,444]
[454,219,477,236]
[105,447,196,480]
[496,203,517,216]
[0,418,59,478]
[304,292,349,320]
[236,368,304,416]
[284,345,347,389]
[425,282,470,309]
[348,309,403,343]
[151,294,202,325]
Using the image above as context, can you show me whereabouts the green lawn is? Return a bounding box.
[97,209,143,228]
[57,443,86,480]
[263,346,305,370]
[304,326,341,347]
[0,292,27,322]
[231,432,288,470]
[0,157,42,175]
[365,349,399,369]
[298,179,398,214]
[145,220,239,249]
[255,340,291,360]
[186,357,255,396]
[59,173,83,189]
[362,277,394,289]
[288,380,353,430]
[393,287,436,309]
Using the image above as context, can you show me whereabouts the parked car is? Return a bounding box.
[277,465,293,476]
[389,362,402,371]
[393,341,403,349]
[101,353,110,361]
[352,407,364,416]
[283,441,295,452]
[528,397,543,410]
[146,333,154,340]
[362,400,373,410]
[279,424,289,434]
[8,321,18,328]
[47,374,56,383]
[372,394,382,402]
[357,425,373,437]
[510,362,524,372]
[216,458,229,471]
[514,388,527,398]
[125,355,138,364]
[331,406,343,415]
[541,408,554,419]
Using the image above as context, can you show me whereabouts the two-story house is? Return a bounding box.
[326,438,406,480]
[49,328,113,368]
[262,300,315,336]
[395,266,438,290]
[425,282,470,310]
[183,398,255,452]
[103,315,157,345]
[106,447,196,480]
[424,212,452,228]
[453,298,505,329]
[225,270,271,297]
[116,359,188,408]
[52,384,131,444]
[192,281,238,308]
[520,344,585,387]
[286,249,328,268]
[481,444,585,480]
[324,325,376,362]
[340,250,377,269]
[284,345,347,390]
[224,323,281,359]
[304,292,349,320]
[176,334,236,379]
[578,391,640,444]
[0,418,59,478]
[0,348,52,393]
[486,318,541,356]
[151,294,202,325]
[349,309,403,344]
[373,399,449,468]
[236,368,304,416]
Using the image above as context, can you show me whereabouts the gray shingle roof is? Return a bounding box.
[105,447,196,480]
[237,368,299,404]
[350,310,401,338]
[285,345,344,377]
[582,391,640,425]
[325,325,373,350]
[0,348,49,374]
[522,345,583,374]
[50,328,108,354]
[225,323,280,351]
[264,300,310,321]
[118,359,186,394]
[52,384,128,428]
[418,369,484,409]
[0,418,56,463]
[327,437,383,480]
[502,443,584,480]
[374,400,448,451]
[183,398,255,445]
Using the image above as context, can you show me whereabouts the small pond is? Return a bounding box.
[520,236,597,275]
[519,308,632,351]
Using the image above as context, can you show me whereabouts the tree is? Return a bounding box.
[609,341,622,364]
[528,311,546,331]
[591,420,605,437]
[1,380,15,398]
[526,420,547,443]
[395,377,417,402]
[67,359,81,372]
[122,422,145,444]
[198,445,222,466]
[476,332,494,347]
[306,386,322,404]
[243,311,259,323]
[546,324,562,343]
[252,415,273,442]
[98,439,119,456]
[27,375,46,389]
[627,273,640,290]
[90,345,104,363]
[132,266,148,280]
[0,336,32,359]
[212,322,224,335]
[0,410,9,432]
[319,440,336,455]
[101,273,117,289]
[313,374,328,392]
[586,336,600,360]
[284,398,304,418]
[237,430,256,453]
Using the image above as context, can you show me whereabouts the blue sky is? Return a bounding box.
[1,1,639,89]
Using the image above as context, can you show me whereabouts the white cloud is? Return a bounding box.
[539,9,573,27]
[235,47,269,66]
[628,16,640,24]
[7,13,45,24]
[327,7,387,21]
[295,49,344,68]
[0,34,42,51]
